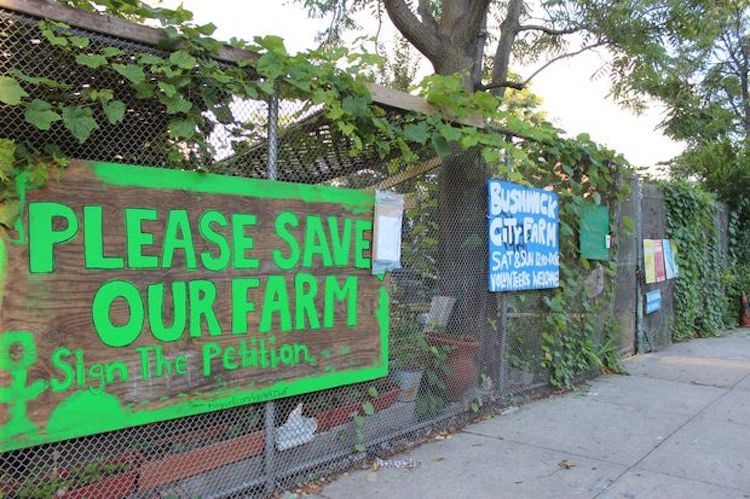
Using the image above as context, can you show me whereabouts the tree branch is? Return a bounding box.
[417,0,438,32]
[491,0,524,98]
[454,0,492,49]
[522,42,606,85]
[476,80,525,91]
[517,24,587,36]
[384,0,443,64]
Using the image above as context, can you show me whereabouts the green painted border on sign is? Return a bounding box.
[0,161,388,452]
[93,162,374,214]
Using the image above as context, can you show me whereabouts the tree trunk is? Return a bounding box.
[384,0,522,392]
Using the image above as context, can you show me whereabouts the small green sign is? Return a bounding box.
[580,204,610,260]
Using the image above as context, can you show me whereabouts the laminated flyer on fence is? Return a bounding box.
[487,180,560,292]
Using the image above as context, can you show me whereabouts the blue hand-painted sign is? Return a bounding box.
[487,180,559,292]
[646,289,661,314]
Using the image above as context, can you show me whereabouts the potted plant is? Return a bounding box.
[423,296,481,401]
[736,265,750,326]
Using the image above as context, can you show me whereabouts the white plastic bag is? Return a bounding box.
[372,190,405,274]
[275,403,318,451]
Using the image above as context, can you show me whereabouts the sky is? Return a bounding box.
[158,0,684,172]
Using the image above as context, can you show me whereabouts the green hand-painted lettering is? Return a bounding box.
[28,202,79,273]
[199,210,230,271]
[162,209,197,269]
[259,275,292,333]
[83,206,125,269]
[92,280,144,347]
[231,277,260,334]
[0,331,48,440]
[273,211,300,270]
[124,208,159,268]
[231,213,259,269]
[354,219,372,269]
[294,272,320,330]
[303,215,333,267]
[324,275,358,327]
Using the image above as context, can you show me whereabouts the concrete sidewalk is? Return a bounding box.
[316,329,750,498]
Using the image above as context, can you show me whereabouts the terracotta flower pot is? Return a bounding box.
[313,380,401,432]
[315,402,361,432]
[139,430,265,490]
[63,469,138,499]
[427,334,480,401]
[741,292,750,327]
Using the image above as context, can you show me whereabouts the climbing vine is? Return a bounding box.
[516,135,630,388]
[0,0,629,390]
[660,181,733,340]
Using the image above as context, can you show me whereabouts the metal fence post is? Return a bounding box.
[262,84,280,496]
[267,84,279,181]
[635,178,646,353]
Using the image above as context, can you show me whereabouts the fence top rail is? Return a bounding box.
[0,0,484,128]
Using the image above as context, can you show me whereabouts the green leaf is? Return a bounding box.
[62,106,98,143]
[103,100,126,125]
[24,99,61,130]
[101,46,125,57]
[440,125,462,142]
[0,76,28,105]
[113,63,146,84]
[403,123,429,144]
[482,148,501,164]
[75,53,107,69]
[138,53,165,65]
[0,199,20,228]
[0,138,16,182]
[622,215,635,232]
[560,222,574,237]
[353,444,366,453]
[162,94,193,114]
[214,105,233,124]
[11,70,71,90]
[158,81,177,97]
[367,386,379,398]
[431,134,450,156]
[169,50,197,69]
[68,35,89,48]
[168,118,196,139]
[361,401,375,416]
[133,82,155,99]
[27,161,49,187]
[254,35,288,56]
[460,132,480,148]
[341,95,370,117]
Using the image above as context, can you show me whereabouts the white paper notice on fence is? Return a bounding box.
[372,190,405,274]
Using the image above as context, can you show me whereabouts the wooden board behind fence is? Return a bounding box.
[0,160,388,452]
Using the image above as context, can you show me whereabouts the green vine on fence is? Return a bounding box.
[519,135,630,388]
[660,181,733,340]
[0,0,631,390]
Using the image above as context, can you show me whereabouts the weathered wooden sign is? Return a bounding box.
[0,161,388,452]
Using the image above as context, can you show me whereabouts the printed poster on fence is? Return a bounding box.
[643,239,657,284]
[0,161,389,452]
[487,180,559,292]
[663,239,678,279]
[653,239,666,282]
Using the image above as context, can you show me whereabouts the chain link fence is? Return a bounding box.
[1,6,624,498]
